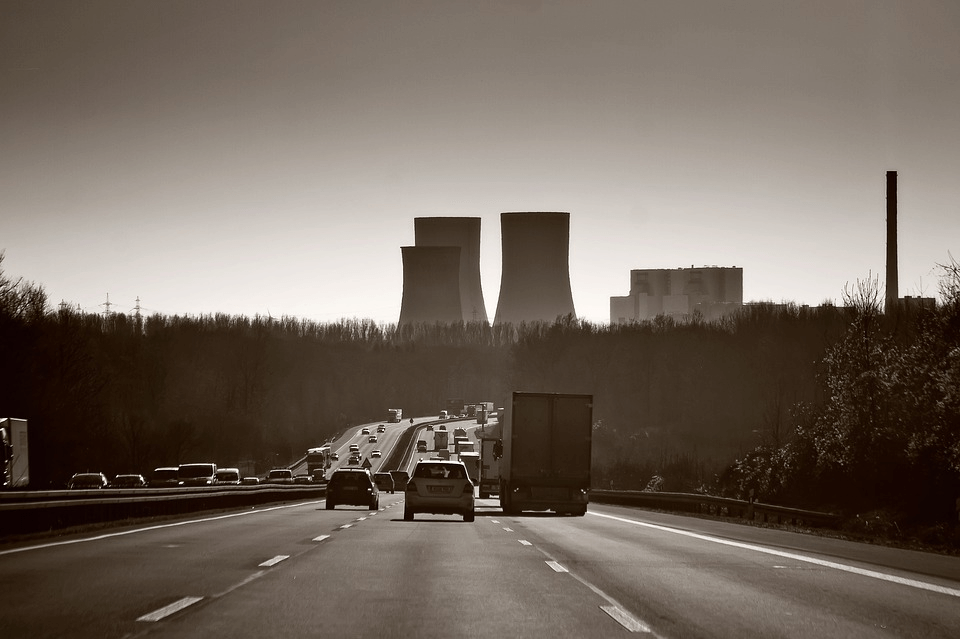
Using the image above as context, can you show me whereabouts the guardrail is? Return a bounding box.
[589,489,842,528]
[0,484,327,537]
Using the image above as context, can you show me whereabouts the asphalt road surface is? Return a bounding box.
[2,496,959,638]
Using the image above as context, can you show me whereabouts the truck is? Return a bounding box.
[306,446,331,480]
[433,429,449,451]
[499,392,593,516]
[387,408,402,423]
[476,401,494,424]
[478,438,501,499]
[445,397,465,417]
[458,451,481,486]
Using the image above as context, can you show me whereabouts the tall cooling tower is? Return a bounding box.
[494,212,576,324]
[398,246,464,325]
[414,217,488,323]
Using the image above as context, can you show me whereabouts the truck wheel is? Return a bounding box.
[464,509,475,522]
[325,501,334,510]
[403,506,413,521]
[576,506,587,516]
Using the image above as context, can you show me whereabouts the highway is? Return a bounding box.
[2,495,960,637]
[3,418,959,638]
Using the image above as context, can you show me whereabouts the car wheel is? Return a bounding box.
[403,506,413,521]
[464,509,475,522]
[325,500,334,510]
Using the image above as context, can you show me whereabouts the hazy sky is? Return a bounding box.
[2,1,958,324]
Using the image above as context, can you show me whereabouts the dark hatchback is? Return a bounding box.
[326,468,379,510]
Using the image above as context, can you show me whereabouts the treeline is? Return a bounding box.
[2,253,958,530]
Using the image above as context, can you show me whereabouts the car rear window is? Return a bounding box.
[332,472,367,484]
[414,464,465,479]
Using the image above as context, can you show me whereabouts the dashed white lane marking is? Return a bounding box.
[503,527,513,532]
[519,539,532,546]
[137,596,203,622]
[258,555,289,567]
[601,605,652,633]
[340,523,353,529]
[356,517,367,521]
[313,535,331,542]
[491,519,500,524]
[590,511,960,598]
[546,560,568,573]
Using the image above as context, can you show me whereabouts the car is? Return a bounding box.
[330,452,339,461]
[326,468,379,510]
[368,435,378,443]
[389,470,410,491]
[361,427,370,435]
[68,472,109,489]
[215,468,241,484]
[374,472,395,493]
[348,454,361,466]
[438,424,446,431]
[426,423,434,431]
[149,467,180,488]
[112,474,146,488]
[404,460,475,522]
[267,468,294,484]
[293,474,313,484]
[241,476,260,485]
[377,425,386,433]
[371,449,382,458]
[349,444,360,454]
[178,462,217,487]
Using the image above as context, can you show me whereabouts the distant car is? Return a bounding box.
[371,449,382,458]
[374,472,395,493]
[241,476,260,485]
[149,467,180,488]
[348,454,361,466]
[404,460,474,522]
[426,424,434,431]
[438,424,446,431]
[439,410,448,419]
[349,444,360,454]
[377,425,386,433]
[267,469,294,484]
[215,468,241,484]
[361,427,370,435]
[326,468,379,510]
[368,435,378,443]
[178,463,217,487]
[389,470,410,491]
[293,474,313,484]
[68,472,109,489]
[112,474,146,488]
[330,452,339,460]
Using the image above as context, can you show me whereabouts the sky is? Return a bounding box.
[2,1,958,324]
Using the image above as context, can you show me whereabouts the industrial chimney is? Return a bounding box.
[414,217,488,324]
[885,170,899,314]
[398,246,464,326]
[494,212,577,325]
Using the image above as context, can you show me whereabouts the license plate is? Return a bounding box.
[428,485,452,494]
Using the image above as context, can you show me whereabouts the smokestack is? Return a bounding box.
[494,212,576,325]
[886,170,898,313]
[414,217,488,323]
[398,246,464,326]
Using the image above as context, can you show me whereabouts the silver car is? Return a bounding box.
[404,460,475,522]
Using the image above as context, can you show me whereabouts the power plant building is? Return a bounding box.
[397,246,464,326]
[610,267,743,324]
[494,212,577,325]
[414,217,488,323]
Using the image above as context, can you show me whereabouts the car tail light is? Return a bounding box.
[406,481,416,492]
[463,483,473,494]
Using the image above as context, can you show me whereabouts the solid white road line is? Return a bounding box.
[590,511,960,598]
[258,555,289,567]
[136,597,203,622]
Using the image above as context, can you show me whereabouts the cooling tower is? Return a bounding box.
[414,217,488,323]
[398,246,464,325]
[494,212,576,325]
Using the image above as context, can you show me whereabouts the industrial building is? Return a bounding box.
[413,217,488,323]
[610,266,743,324]
[494,212,577,325]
